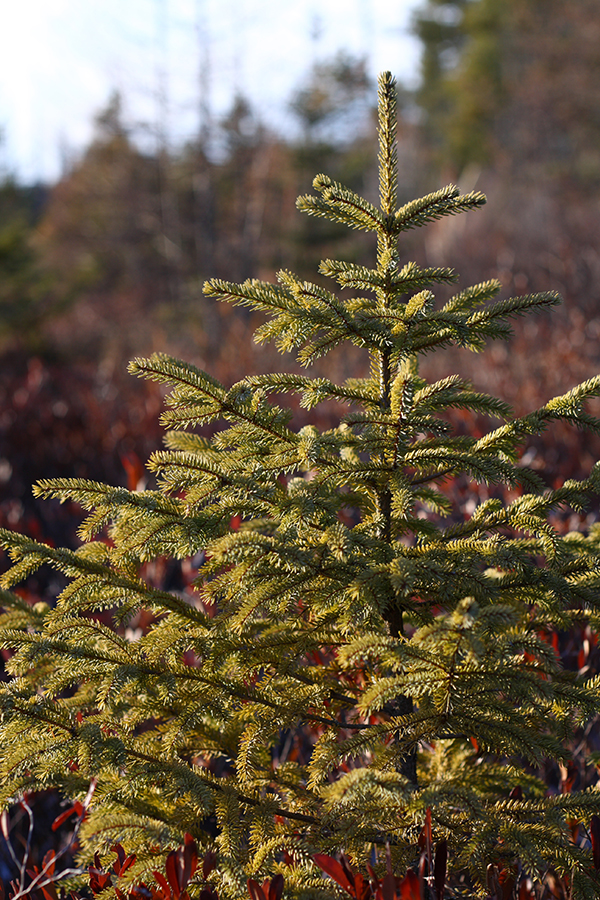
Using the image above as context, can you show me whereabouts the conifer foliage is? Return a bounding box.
[3,73,600,898]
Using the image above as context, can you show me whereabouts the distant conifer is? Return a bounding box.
[2,73,600,898]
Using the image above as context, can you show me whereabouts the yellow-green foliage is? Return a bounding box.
[2,73,600,898]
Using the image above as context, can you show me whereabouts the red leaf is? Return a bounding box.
[313,855,355,895]
[518,881,535,900]
[381,873,396,900]
[42,850,56,877]
[111,845,127,876]
[418,809,432,856]
[182,834,198,883]
[486,864,499,900]
[130,887,152,900]
[165,852,182,900]
[51,802,83,832]
[200,888,219,900]
[39,885,58,900]
[203,850,217,880]
[120,854,137,876]
[561,762,577,793]
[366,864,378,883]
[433,841,447,900]
[508,786,523,801]
[153,871,173,900]
[51,808,74,831]
[591,814,600,870]
[398,870,421,900]
[121,452,145,492]
[418,854,427,900]
[89,871,113,894]
[568,817,580,843]
[352,874,370,900]
[246,879,267,900]
[498,865,516,900]
[268,875,284,900]
[340,856,356,888]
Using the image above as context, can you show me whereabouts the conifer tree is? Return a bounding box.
[3,72,600,898]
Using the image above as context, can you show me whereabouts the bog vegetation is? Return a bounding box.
[2,69,600,900]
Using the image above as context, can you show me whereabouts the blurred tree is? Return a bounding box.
[410,0,600,401]
[34,91,300,370]
[290,51,372,144]
[0,215,47,346]
[0,178,57,350]
[413,0,600,187]
[34,92,173,362]
[202,94,278,281]
[288,52,378,274]
[28,65,382,377]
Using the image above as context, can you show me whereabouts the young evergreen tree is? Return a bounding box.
[3,72,600,898]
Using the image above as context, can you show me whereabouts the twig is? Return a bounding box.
[2,779,97,900]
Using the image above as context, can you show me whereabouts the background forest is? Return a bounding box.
[2,0,600,883]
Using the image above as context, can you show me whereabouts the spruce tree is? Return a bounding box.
[3,72,600,898]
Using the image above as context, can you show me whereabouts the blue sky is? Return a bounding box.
[0,0,422,184]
